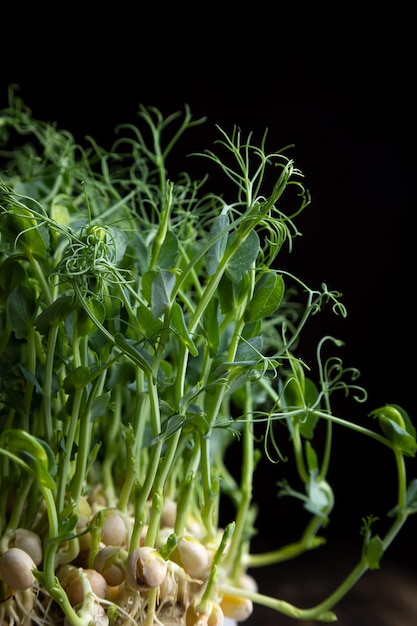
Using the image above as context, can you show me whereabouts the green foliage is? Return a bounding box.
[0,85,415,625]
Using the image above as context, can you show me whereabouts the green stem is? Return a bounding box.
[129,441,164,552]
[291,422,309,483]
[174,446,202,537]
[56,385,84,513]
[149,183,172,269]
[101,386,123,507]
[27,250,53,306]
[41,323,60,441]
[246,532,325,568]
[145,429,183,546]
[22,326,37,433]
[316,339,334,481]
[223,382,254,576]
[117,369,148,511]
[70,376,104,505]
[37,486,89,626]
[199,433,217,538]
[0,478,33,552]
[245,439,411,618]
[219,583,337,622]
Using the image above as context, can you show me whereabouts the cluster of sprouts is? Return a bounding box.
[0,85,415,625]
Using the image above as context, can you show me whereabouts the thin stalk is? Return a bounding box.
[187,231,250,335]
[145,428,183,546]
[26,250,53,306]
[56,385,84,513]
[70,374,106,505]
[174,446,202,537]
[223,381,254,576]
[148,183,172,269]
[290,422,309,484]
[0,478,33,551]
[316,337,335,481]
[101,385,123,507]
[41,323,60,441]
[118,372,148,512]
[246,526,325,567]
[129,441,164,552]
[22,326,37,433]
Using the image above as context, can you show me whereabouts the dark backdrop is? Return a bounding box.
[1,4,416,603]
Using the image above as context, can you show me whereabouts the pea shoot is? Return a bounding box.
[0,84,415,625]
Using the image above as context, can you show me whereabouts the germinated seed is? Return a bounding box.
[0,547,36,590]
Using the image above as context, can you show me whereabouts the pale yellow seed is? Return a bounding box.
[0,547,36,590]
[125,547,167,591]
[66,568,108,606]
[101,512,127,546]
[13,528,43,565]
[94,546,126,586]
[220,594,253,621]
[176,536,211,579]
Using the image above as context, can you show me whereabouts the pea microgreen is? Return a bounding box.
[0,84,415,625]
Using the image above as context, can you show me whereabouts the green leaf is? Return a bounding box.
[76,297,106,337]
[203,297,220,357]
[242,319,262,340]
[0,429,56,489]
[206,213,229,275]
[305,441,319,472]
[363,535,384,570]
[141,270,157,305]
[159,532,178,560]
[137,303,165,338]
[389,478,417,516]
[18,450,56,490]
[114,333,154,376]
[6,284,37,339]
[1,205,49,259]
[371,404,417,457]
[158,230,179,269]
[151,413,185,444]
[170,302,198,357]
[34,294,75,335]
[217,274,236,314]
[305,472,334,522]
[151,269,175,318]
[0,429,49,467]
[18,366,45,396]
[246,271,285,322]
[225,230,259,283]
[63,366,90,393]
[131,231,150,274]
[234,336,263,363]
[107,226,128,264]
[404,479,417,513]
[0,257,27,295]
[90,392,111,421]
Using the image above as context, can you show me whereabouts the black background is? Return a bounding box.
[1,6,416,620]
